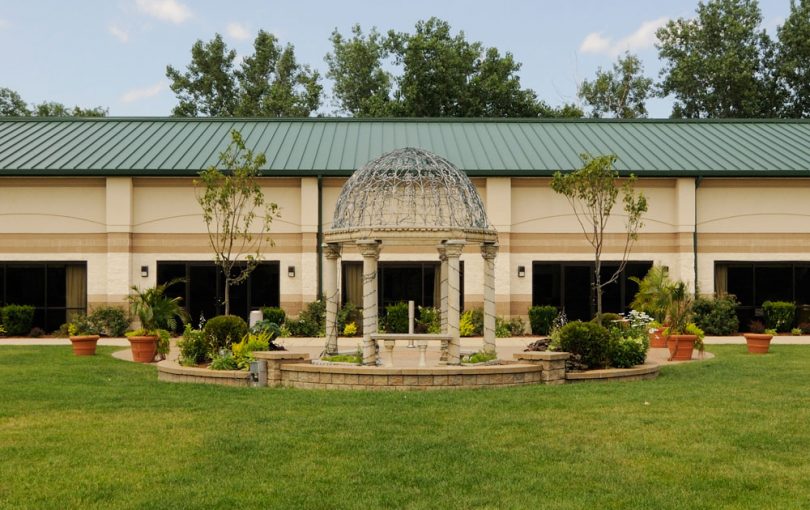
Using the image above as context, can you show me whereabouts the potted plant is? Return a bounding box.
[629,265,673,348]
[743,320,773,354]
[126,279,189,363]
[664,281,696,361]
[68,314,100,356]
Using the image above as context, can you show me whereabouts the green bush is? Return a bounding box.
[507,317,526,336]
[1,305,35,336]
[382,302,409,333]
[203,315,248,352]
[459,312,475,337]
[591,313,623,325]
[178,324,210,366]
[231,332,272,370]
[495,316,510,338]
[261,306,286,326]
[528,306,557,335]
[88,306,131,337]
[286,300,325,337]
[460,308,483,337]
[337,302,362,334]
[607,330,648,368]
[416,306,440,334]
[210,351,239,370]
[763,301,796,332]
[557,321,612,369]
[692,295,739,335]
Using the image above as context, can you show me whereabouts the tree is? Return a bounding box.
[195,129,278,316]
[167,31,321,117]
[578,53,653,118]
[551,154,648,323]
[0,88,29,116]
[656,0,779,118]
[775,0,810,117]
[325,25,392,116]
[327,18,577,118]
[0,87,107,117]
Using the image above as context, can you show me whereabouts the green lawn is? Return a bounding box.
[1,346,809,509]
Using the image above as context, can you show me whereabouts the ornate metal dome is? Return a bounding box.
[327,147,497,243]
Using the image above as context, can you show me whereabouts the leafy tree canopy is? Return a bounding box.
[0,87,107,117]
[327,17,580,118]
[656,0,779,118]
[578,53,653,118]
[775,0,810,117]
[167,31,321,117]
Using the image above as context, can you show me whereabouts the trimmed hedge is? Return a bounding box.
[382,302,409,333]
[1,305,35,336]
[528,306,556,335]
[88,306,131,337]
[203,315,248,351]
[261,307,286,326]
[763,301,796,332]
[557,321,612,369]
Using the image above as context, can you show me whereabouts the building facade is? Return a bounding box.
[1,117,809,331]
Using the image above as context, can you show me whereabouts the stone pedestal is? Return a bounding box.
[513,352,570,385]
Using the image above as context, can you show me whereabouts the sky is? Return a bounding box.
[0,0,792,118]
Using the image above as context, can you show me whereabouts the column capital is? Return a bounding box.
[323,243,342,260]
[480,242,499,260]
[436,244,447,261]
[443,239,466,258]
[356,239,381,258]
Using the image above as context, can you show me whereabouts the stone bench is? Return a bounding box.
[370,333,453,367]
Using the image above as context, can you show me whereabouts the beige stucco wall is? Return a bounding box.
[2,174,810,322]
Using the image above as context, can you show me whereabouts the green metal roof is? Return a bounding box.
[1,117,809,177]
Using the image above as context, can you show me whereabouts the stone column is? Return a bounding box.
[358,239,381,365]
[437,245,448,333]
[481,243,499,354]
[444,240,465,365]
[323,243,341,355]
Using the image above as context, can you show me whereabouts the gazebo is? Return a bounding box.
[322,147,499,365]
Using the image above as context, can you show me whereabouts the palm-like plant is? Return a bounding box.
[666,281,694,335]
[629,265,674,323]
[127,278,190,334]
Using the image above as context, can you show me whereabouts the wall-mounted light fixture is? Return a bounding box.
[140,265,149,278]
[288,266,296,278]
[517,265,526,278]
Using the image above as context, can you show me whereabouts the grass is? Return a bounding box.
[1,346,810,509]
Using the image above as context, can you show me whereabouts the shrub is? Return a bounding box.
[343,322,358,337]
[288,300,326,337]
[799,322,810,334]
[178,324,210,366]
[607,331,648,368]
[692,295,739,336]
[203,315,249,352]
[261,306,286,326]
[459,312,475,337]
[791,327,802,336]
[765,328,777,336]
[763,301,796,332]
[557,321,612,369]
[28,327,46,338]
[416,306,440,334]
[591,312,622,325]
[494,316,525,337]
[337,302,362,335]
[88,306,131,337]
[748,320,765,334]
[0,323,5,336]
[210,351,239,370]
[460,308,483,337]
[508,317,526,336]
[68,315,98,336]
[528,306,557,335]
[231,332,271,370]
[1,305,35,336]
[461,351,497,364]
[495,317,510,338]
[382,302,409,333]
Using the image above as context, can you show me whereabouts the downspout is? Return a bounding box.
[694,176,703,294]
[317,174,323,299]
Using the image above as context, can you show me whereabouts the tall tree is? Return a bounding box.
[578,53,653,118]
[195,130,278,316]
[327,18,577,118]
[167,31,321,117]
[775,0,810,117]
[0,88,29,116]
[551,155,648,323]
[325,25,392,116]
[656,0,778,118]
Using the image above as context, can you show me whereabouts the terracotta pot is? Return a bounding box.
[649,327,667,348]
[743,333,773,354]
[666,334,697,361]
[128,335,158,363]
[70,335,99,356]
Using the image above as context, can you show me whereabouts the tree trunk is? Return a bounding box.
[224,277,230,316]
[594,257,602,325]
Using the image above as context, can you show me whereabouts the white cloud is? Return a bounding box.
[0,18,9,30]
[121,80,167,103]
[226,22,251,41]
[134,0,192,24]
[579,17,669,57]
[107,24,129,43]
